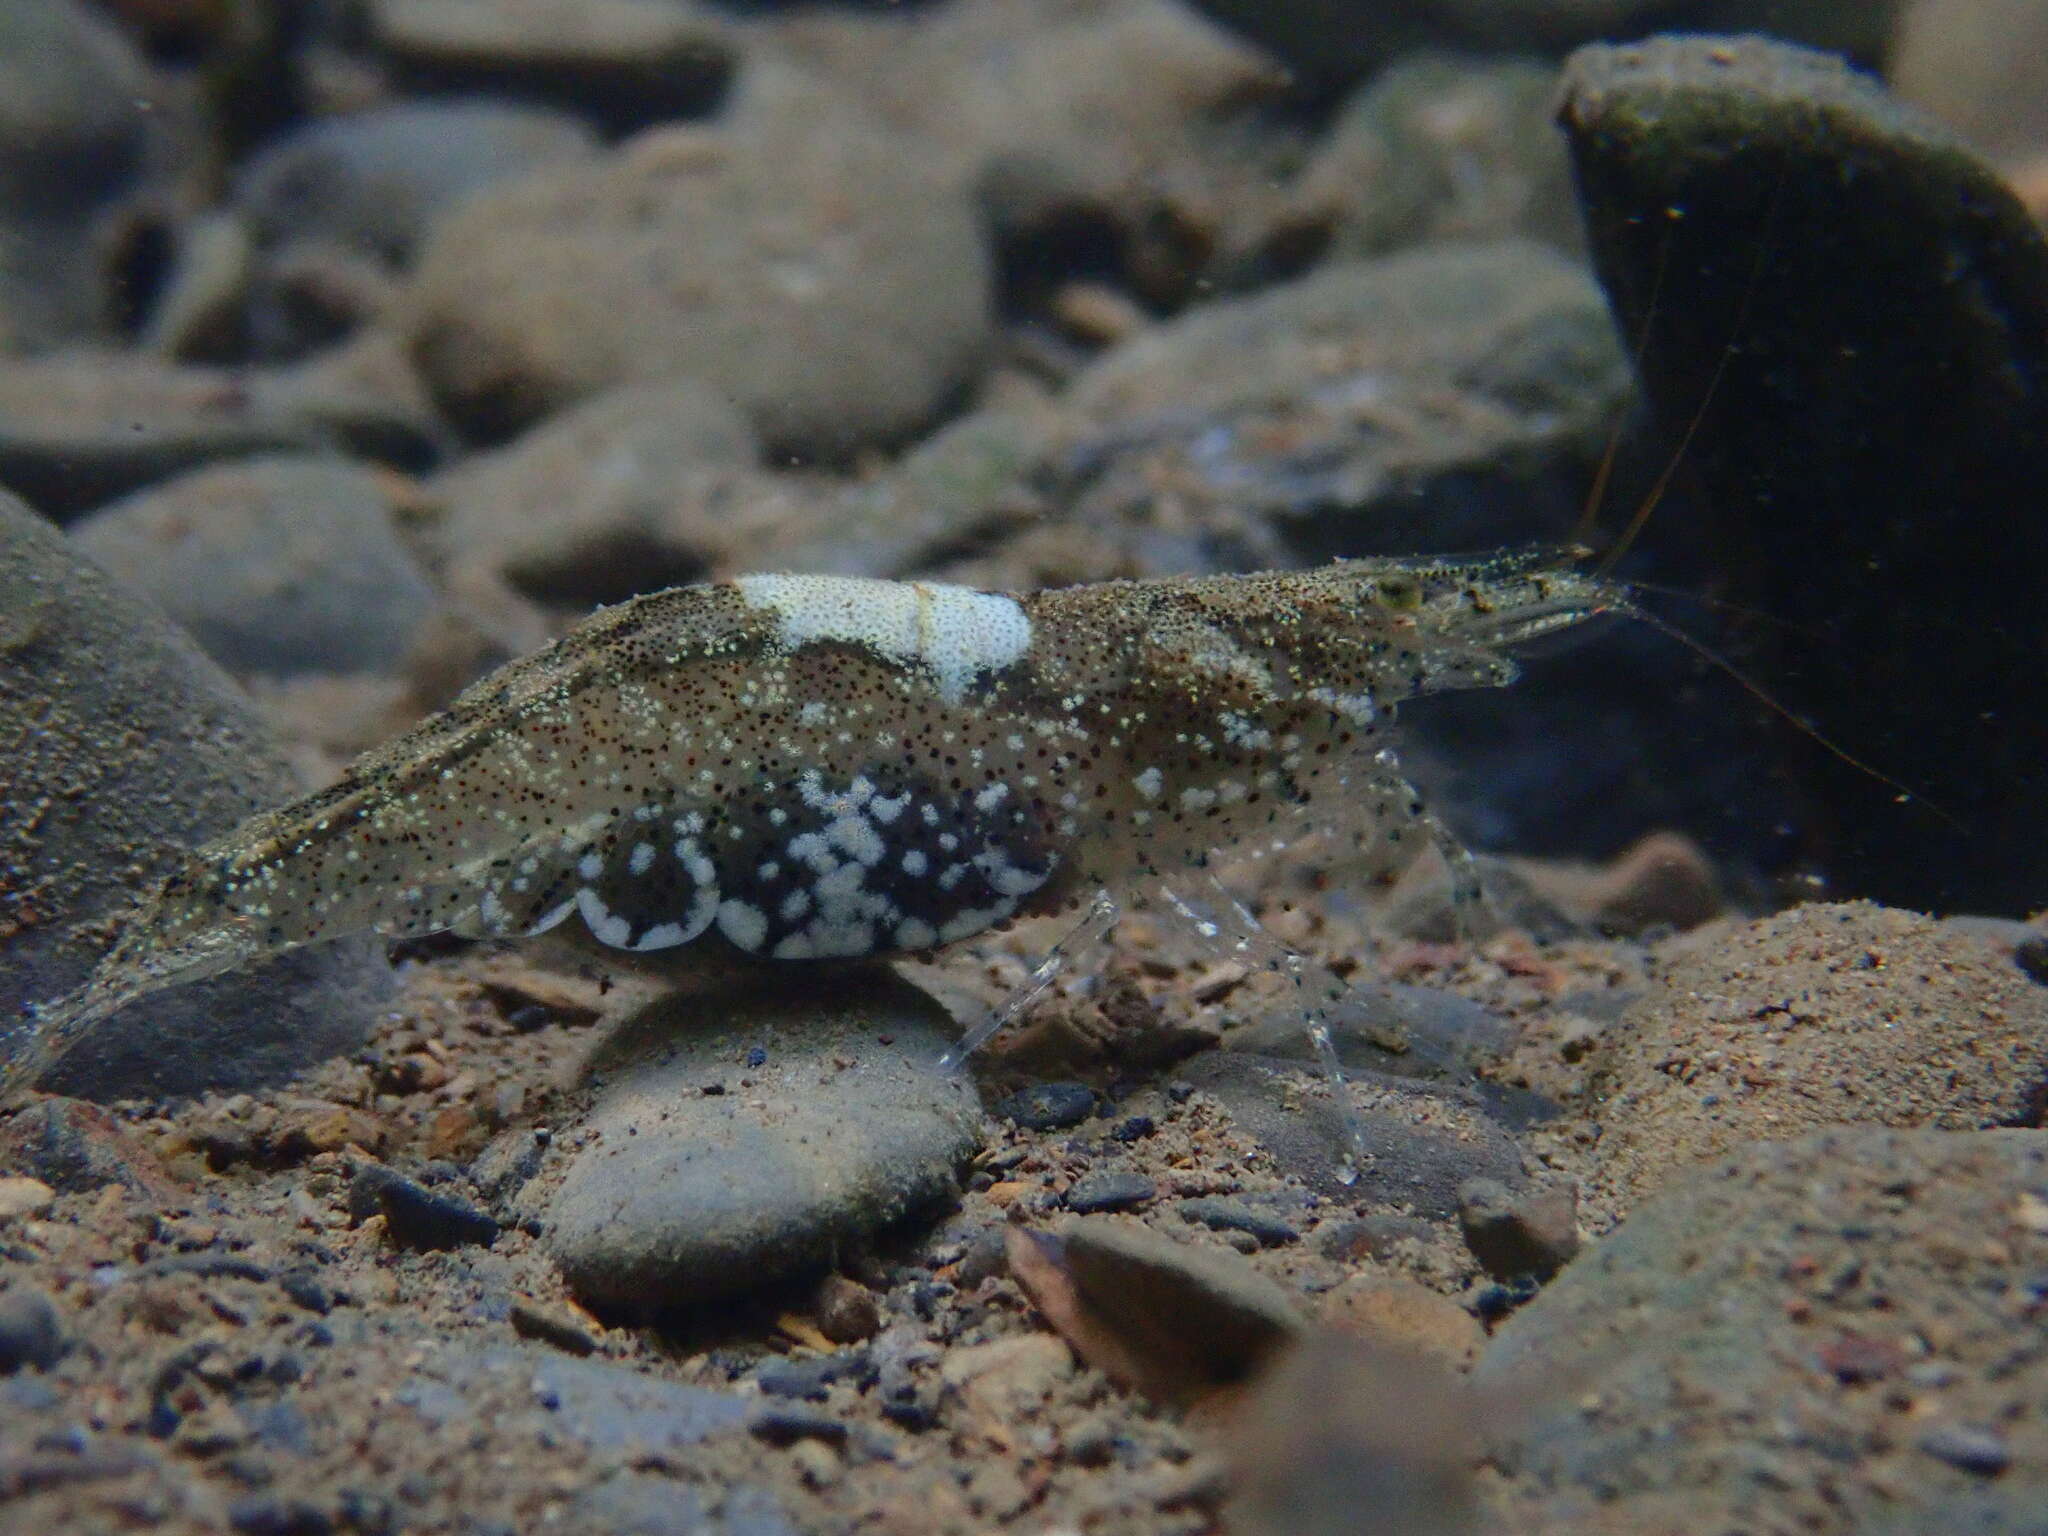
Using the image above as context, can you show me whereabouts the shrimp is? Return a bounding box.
[2,550,1622,1171]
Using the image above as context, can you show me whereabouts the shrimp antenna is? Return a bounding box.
[1613,596,1963,834]
[1620,578,1838,649]
[1572,207,1676,550]
[1588,173,1791,582]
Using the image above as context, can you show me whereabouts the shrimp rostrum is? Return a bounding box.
[4,551,1620,1142]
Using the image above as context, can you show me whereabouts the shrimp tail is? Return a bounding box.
[1,856,269,1104]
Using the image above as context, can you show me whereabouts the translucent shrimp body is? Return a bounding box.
[3,549,1616,1099]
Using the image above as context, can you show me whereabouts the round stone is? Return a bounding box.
[541,968,983,1311]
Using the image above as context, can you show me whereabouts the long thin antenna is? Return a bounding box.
[1615,597,1963,833]
[1571,209,1677,549]
[1594,174,1790,583]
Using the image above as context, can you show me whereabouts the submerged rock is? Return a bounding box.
[1582,902,2048,1216]
[1480,1127,2048,1534]
[0,338,443,517]
[0,489,392,1100]
[405,66,991,457]
[542,969,982,1311]
[366,0,735,136]
[236,99,600,265]
[0,0,157,350]
[1560,33,2048,914]
[1183,0,1900,85]
[71,455,438,678]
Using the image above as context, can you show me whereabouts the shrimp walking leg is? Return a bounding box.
[1147,878,1374,1185]
[935,890,1123,1072]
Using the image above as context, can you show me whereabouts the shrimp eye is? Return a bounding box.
[1374,573,1423,611]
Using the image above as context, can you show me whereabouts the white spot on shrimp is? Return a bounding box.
[526,899,574,936]
[575,887,632,948]
[1307,686,1378,724]
[1133,767,1163,800]
[628,842,655,876]
[717,899,769,952]
[733,574,1032,706]
[825,813,885,865]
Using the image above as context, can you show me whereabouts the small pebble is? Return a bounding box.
[544,974,980,1310]
[0,1286,66,1374]
[2012,935,2048,987]
[813,1275,882,1345]
[1917,1422,2011,1475]
[509,1298,601,1357]
[995,1081,1098,1131]
[756,1350,869,1401]
[954,1227,1011,1289]
[1177,1197,1298,1248]
[351,1164,499,1251]
[227,1495,334,1536]
[1456,1177,1579,1281]
[749,1405,849,1448]
[1064,1171,1157,1214]
[0,1176,55,1219]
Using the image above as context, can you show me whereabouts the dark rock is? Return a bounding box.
[952,1226,1011,1289]
[1064,1170,1157,1214]
[764,402,1057,581]
[1176,1197,1298,1248]
[1456,1177,1579,1282]
[406,65,990,457]
[1224,981,1512,1078]
[996,1081,1098,1131]
[367,0,736,138]
[1177,1052,1529,1211]
[509,1298,601,1356]
[748,1405,848,1449]
[0,342,441,518]
[236,101,598,266]
[71,456,438,678]
[1183,0,1898,85]
[0,1286,66,1373]
[1479,1129,2048,1533]
[0,491,394,1099]
[542,970,982,1311]
[351,1164,500,1251]
[2015,935,2048,988]
[1561,33,2048,913]
[227,1497,333,1536]
[1917,1423,2013,1477]
[812,1275,882,1345]
[754,1351,867,1402]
